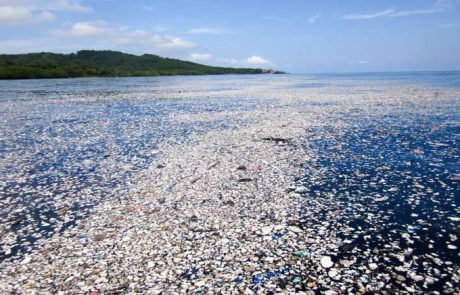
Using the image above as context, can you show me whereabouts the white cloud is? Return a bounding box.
[0,37,112,54]
[0,0,91,25]
[217,58,239,65]
[112,29,197,50]
[342,8,395,20]
[308,14,320,24]
[216,56,273,67]
[391,0,452,17]
[51,21,198,52]
[0,6,33,23]
[0,5,55,24]
[142,5,153,11]
[438,23,458,28]
[342,0,451,20]
[0,0,93,13]
[52,21,107,37]
[186,27,225,34]
[390,7,444,17]
[190,53,213,62]
[115,30,151,44]
[45,0,93,13]
[247,55,271,65]
[38,11,56,21]
[68,21,107,37]
[151,35,197,50]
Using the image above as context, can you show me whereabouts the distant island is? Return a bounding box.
[0,50,284,79]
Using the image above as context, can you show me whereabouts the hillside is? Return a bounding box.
[0,50,283,79]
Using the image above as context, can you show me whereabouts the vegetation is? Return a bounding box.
[0,50,283,79]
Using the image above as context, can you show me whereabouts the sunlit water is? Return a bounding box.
[296,104,459,291]
[0,75,271,260]
[0,73,458,292]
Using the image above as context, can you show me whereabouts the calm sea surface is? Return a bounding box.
[310,71,460,89]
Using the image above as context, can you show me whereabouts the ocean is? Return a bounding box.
[0,72,458,292]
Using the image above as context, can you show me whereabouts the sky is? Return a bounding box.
[0,0,459,73]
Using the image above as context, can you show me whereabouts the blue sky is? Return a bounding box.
[0,0,459,72]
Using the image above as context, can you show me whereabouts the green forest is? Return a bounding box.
[0,50,282,79]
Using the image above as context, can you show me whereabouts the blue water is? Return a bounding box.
[307,71,460,89]
[290,86,459,292]
[1,71,459,103]
[0,72,458,273]
[0,76,271,261]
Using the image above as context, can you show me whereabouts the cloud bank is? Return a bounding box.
[186,27,227,34]
[52,21,197,52]
[0,0,92,24]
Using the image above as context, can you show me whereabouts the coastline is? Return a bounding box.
[0,71,286,81]
[0,50,285,80]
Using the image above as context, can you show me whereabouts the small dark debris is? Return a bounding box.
[93,234,107,242]
[224,200,235,206]
[238,178,252,182]
[180,267,198,280]
[262,137,289,143]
